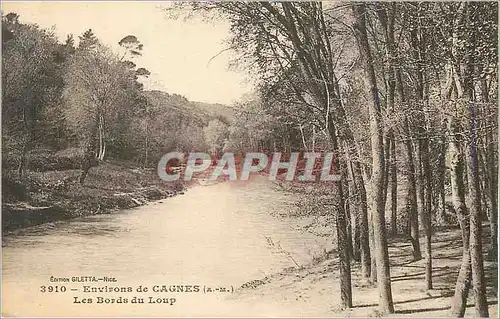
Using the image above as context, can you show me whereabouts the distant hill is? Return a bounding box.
[143,90,236,125]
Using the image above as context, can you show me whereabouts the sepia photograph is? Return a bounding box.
[1,1,498,317]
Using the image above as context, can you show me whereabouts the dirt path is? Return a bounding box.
[233,225,498,318]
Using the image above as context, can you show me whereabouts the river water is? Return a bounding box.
[2,176,331,317]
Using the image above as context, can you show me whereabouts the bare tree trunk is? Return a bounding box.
[436,127,447,227]
[355,161,371,281]
[327,116,352,309]
[448,114,471,317]
[390,137,397,234]
[345,141,370,277]
[376,2,398,236]
[382,136,391,212]
[481,79,498,260]
[298,123,308,152]
[312,125,316,152]
[465,107,489,317]
[422,137,433,290]
[353,4,394,313]
[464,97,489,317]
[405,137,422,261]
[463,5,488,313]
[409,19,433,290]
[345,181,354,261]
[98,114,106,161]
[353,207,361,262]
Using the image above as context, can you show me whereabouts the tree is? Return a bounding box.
[2,14,63,179]
[63,37,143,183]
[352,3,394,314]
[204,119,229,156]
[183,2,355,308]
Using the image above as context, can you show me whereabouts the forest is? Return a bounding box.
[2,1,499,318]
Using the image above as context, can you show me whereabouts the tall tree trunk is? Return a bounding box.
[353,4,394,314]
[481,79,498,260]
[404,137,422,261]
[448,113,471,317]
[362,164,377,284]
[390,136,397,234]
[465,103,489,317]
[345,181,354,261]
[422,137,433,290]
[353,208,361,262]
[436,126,447,227]
[345,153,361,262]
[327,115,352,309]
[463,4,488,314]
[377,3,396,234]
[382,136,391,211]
[410,19,433,290]
[354,161,371,281]
[385,1,421,259]
[98,114,106,161]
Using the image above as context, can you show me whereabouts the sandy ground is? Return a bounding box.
[233,219,499,318]
[2,175,498,317]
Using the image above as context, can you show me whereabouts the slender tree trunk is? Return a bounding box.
[382,136,391,211]
[465,106,489,317]
[448,114,472,317]
[299,123,308,152]
[353,4,394,313]
[376,2,398,236]
[345,181,354,261]
[362,163,377,284]
[355,161,371,280]
[390,136,397,234]
[436,127,447,226]
[327,115,352,309]
[422,137,433,290]
[405,137,422,261]
[368,206,377,284]
[353,208,361,262]
[465,96,489,317]
[312,125,316,152]
[409,20,433,290]
[345,153,361,263]
[391,10,421,260]
[98,114,106,161]
[463,5,488,313]
[481,79,498,260]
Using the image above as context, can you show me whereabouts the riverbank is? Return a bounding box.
[233,182,498,317]
[2,174,325,317]
[2,162,186,232]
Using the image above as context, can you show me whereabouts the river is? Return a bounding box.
[2,176,331,317]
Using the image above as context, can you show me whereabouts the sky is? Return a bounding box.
[1,1,254,105]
